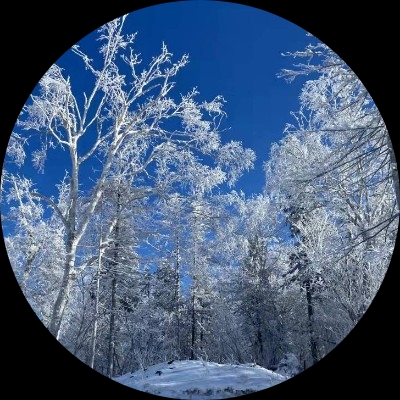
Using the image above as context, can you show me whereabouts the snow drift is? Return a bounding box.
[114,359,287,399]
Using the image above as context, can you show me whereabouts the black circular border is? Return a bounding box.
[2,1,397,398]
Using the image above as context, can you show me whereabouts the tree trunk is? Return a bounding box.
[108,190,121,378]
[305,279,319,365]
[20,236,38,292]
[190,292,196,360]
[107,274,117,378]
[89,250,102,369]
[48,239,77,339]
[174,244,181,357]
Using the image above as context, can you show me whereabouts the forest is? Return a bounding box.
[1,15,398,381]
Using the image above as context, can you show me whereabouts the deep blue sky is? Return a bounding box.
[12,1,313,197]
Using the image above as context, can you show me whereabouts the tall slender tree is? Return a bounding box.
[3,15,255,339]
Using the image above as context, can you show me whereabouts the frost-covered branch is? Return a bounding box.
[29,192,69,228]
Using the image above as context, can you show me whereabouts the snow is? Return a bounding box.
[113,359,287,399]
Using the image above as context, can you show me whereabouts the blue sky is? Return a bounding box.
[10,1,313,198]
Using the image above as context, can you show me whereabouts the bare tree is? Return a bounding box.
[4,15,255,339]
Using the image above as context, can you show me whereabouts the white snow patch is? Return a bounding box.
[114,360,287,399]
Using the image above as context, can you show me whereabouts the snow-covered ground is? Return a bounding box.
[113,360,287,399]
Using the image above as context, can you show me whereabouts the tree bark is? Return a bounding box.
[190,292,196,360]
[305,279,319,365]
[108,191,121,378]
[107,274,117,378]
[89,247,102,369]
[174,237,181,357]
[48,238,77,339]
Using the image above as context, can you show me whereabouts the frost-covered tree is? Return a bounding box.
[3,15,255,339]
[276,38,398,220]
[150,194,187,359]
[263,37,398,366]
[228,194,284,368]
[185,196,216,360]
[2,173,66,325]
